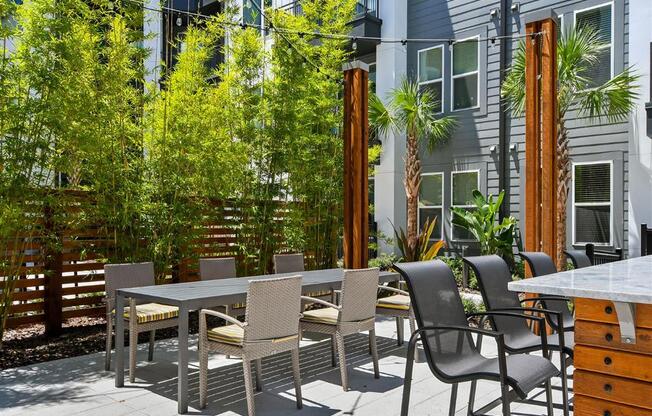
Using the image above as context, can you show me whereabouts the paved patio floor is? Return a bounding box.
[0,317,570,415]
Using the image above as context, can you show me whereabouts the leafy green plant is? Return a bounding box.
[393,217,445,262]
[368,253,399,271]
[451,190,517,263]
[502,25,639,269]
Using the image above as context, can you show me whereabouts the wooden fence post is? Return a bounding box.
[342,61,369,269]
[524,12,558,263]
[43,203,63,337]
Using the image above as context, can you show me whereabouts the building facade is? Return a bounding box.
[359,0,652,258]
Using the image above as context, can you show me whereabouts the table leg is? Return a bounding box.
[115,294,125,387]
[178,305,189,414]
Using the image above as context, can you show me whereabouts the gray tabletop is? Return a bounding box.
[117,268,400,309]
[508,255,652,304]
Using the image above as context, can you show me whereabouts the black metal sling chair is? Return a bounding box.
[463,255,572,416]
[394,260,559,416]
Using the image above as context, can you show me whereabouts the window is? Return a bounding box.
[244,0,262,26]
[573,162,612,245]
[575,3,613,86]
[418,173,444,240]
[451,170,479,240]
[418,46,444,113]
[368,63,376,94]
[451,37,479,111]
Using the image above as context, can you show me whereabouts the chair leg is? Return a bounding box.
[408,315,419,363]
[396,316,404,346]
[199,334,209,409]
[560,352,570,416]
[254,358,263,392]
[369,329,380,379]
[129,325,137,383]
[500,383,511,416]
[467,380,478,416]
[544,380,554,416]
[104,317,112,371]
[335,332,348,391]
[148,330,155,362]
[400,332,419,416]
[242,359,256,416]
[291,348,303,409]
[449,383,458,416]
[330,334,337,367]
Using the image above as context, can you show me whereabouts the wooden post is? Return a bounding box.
[342,61,369,269]
[43,203,63,336]
[524,12,558,263]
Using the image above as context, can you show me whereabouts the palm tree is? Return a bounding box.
[502,26,639,270]
[369,77,457,254]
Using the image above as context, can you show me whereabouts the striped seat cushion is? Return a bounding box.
[120,303,179,324]
[207,324,244,345]
[301,307,339,325]
[377,294,410,311]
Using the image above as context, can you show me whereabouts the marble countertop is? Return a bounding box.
[508,255,652,304]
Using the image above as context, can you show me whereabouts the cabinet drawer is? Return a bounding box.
[575,298,652,329]
[576,320,652,355]
[575,370,652,410]
[575,394,652,416]
[575,345,652,382]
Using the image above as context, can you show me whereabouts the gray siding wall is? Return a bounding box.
[406,0,630,253]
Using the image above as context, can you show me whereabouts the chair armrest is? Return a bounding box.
[468,310,551,354]
[378,285,409,296]
[200,309,246,328]
[301,296,341,310]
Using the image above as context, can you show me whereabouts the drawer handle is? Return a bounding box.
[605,333,613,342]
[604,356,612,365]
[605,306,613,314]
[604,383,612,392]
[604,411,611,416]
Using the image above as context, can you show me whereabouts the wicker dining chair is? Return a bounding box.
[198,275,304,416]
[104,262,179,382]
[273,253,305,274]
[376,282,416,346]
[300,268,380,391]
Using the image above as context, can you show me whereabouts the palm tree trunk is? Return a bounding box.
[404,132,421,257]
[556,118,571,270]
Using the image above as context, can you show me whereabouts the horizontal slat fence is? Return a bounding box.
[1,191,305,335]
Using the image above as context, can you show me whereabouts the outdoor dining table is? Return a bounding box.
[113,267,400,414]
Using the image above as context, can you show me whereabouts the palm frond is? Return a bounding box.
[501,40,527,115]
[578,66,640,123]
[368,92,395,138]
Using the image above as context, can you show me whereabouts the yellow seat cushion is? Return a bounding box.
[121,303,179,324]
[301,307,339,325]
[207,324,244,345]
[377,294,411,311]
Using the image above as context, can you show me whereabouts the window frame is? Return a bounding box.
[573,1,614,83]
[417,44,445,114]
[418,172,445,240]
[450,169,480,241]
[571,160,614,246]
[450,35,480,112]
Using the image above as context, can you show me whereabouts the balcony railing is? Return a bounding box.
[277,0,378,18]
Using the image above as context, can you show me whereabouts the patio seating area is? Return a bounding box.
[0,316,568,416]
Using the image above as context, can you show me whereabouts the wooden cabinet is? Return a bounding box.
[574,298,652,415]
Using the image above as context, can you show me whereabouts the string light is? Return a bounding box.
[126,0,543,46]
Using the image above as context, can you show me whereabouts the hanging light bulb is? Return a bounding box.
[352,37,358,51]
[176,15,183,26]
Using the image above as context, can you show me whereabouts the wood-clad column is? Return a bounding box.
[524,13,558,261]
[342,61,369,269]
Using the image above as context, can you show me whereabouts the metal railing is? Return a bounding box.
[277,0,378,18]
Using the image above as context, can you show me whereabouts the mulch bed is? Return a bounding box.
[0,314,205,370]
